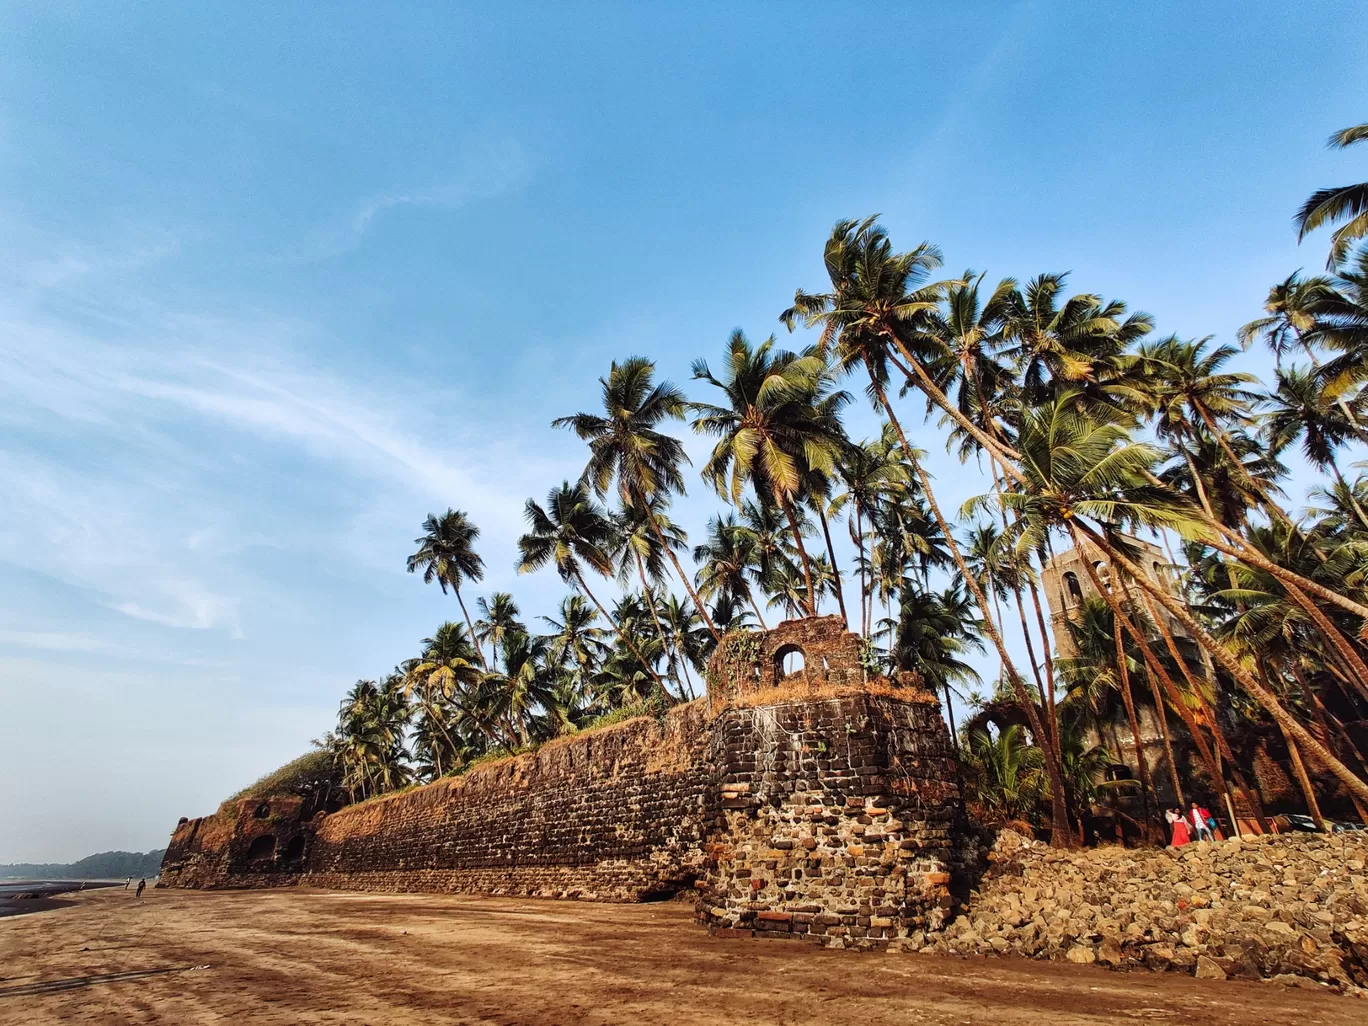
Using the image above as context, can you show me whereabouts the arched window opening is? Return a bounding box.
[246,835,276,862]
[1093,561,1111,591]
[254,802,271,820]
[281,835,306,863]
[1063,571,1083,605]
[773,644,806,684]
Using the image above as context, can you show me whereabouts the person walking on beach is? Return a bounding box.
[1166,808,1191,846]
[124,877,131,889]
[1189,802,1215,842]
[135,878,145,899]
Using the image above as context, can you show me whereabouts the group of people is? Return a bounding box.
[1166,802,1219,846]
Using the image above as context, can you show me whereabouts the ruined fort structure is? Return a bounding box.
[161,615,971,947]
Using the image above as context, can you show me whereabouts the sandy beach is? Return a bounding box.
[1,886,1361,1025]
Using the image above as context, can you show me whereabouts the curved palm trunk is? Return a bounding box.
[778,494,818,616]
[635,550,683,699]
[1075,520,1368,805]
[1140,589,1269,831]
[1280,720,1327,831]
[1078,550,1156,839]
[852,498,870,636]
[865,360,1075,846]
[1150,460,1368,624]
[571,567,672,699]
[647,514,723,642]
[746,591,770,630]
[816,504,849,626]
[880,330,1028,484]
[454,586,490,671]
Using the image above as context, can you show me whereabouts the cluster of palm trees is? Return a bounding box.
[319,121,1368,848]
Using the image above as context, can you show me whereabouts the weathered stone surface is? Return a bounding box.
[161,618,968,952]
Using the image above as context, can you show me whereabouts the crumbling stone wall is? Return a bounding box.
[161,617,969,947]
[706,615,868,705]
[161,796,312,889]
[697,691,967,948]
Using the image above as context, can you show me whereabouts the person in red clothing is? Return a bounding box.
[1166,808,1191,846]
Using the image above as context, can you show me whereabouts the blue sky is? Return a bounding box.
[2,2,1365,862]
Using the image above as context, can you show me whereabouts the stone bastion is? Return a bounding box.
[160,615,969,948]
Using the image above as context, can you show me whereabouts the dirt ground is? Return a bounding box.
[0,888,1360,1026]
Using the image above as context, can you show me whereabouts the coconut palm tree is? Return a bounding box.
[554,357,721,640]
[690,331,850,616]
[693,512,768,628]
[1296,121,1368,267]
[517,481,668,693]
[541,594,610,687]
[474,593,525,671]
[482,630,560,746]
[335,678,412,800]
[1262,367,1368,527]
[407,510,489,670]
[884,584,984,749]
[991,392,1368,804]
[782,217,1076,845]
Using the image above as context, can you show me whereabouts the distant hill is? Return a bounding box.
[0,849,166,880]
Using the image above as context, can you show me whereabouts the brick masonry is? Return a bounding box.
[160,617,971,948]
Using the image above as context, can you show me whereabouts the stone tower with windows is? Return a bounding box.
[1040,537,1185,660]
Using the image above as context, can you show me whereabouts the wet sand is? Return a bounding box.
[1,886,1360,1025]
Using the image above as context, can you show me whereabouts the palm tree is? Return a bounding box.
[833,428,912,635]
[404,622,482,736]
[693,512,768,628]
[782,217,1076,846]
[992,392,1368,804]
[884,584,984,749]
[1262,367,1368,528]
[541,594,610,686]
[407,510,489,670]
[660,593,708,698]
[517,481,668,693]
[335,678,412,800]
[554,357,721,640]
[474,593,525,671]
[961,725,1045,826]
[1001,272,1147,411]
[690,331,850,616]
[1296,121,1368,267]
[614,496,689,684]
[482,631,560,745]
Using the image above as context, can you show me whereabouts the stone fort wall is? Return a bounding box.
[160,617,970,948]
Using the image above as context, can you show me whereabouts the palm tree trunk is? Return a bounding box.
[1077,549,1156,838]
[571,567,671,696]
[879,330,1029,483]
[1279,721,1327,831]
[943,681,960,755]
[864,359,1075,846]
[647,514,723,642]
[854,498,869,636]
[1075,520,1368,805]
[1329,462,1368,533]
[454,586,489,670]
[816,503,849,626]
[747,591,769,630]
[779,494,818,616]
[635,550,682,698]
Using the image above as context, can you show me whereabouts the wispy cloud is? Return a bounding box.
[296,138,531,261]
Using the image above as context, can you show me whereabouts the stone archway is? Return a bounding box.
[772,643,807,686]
